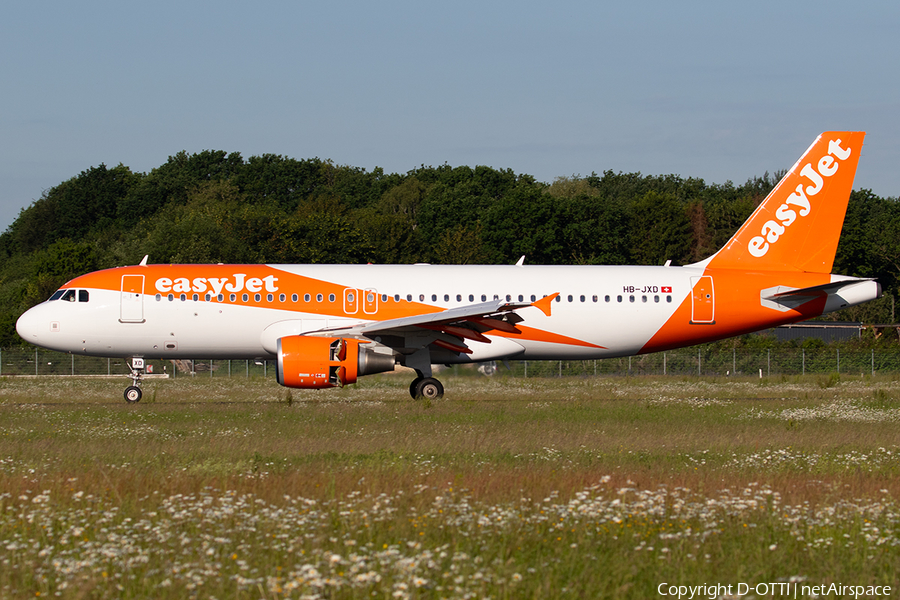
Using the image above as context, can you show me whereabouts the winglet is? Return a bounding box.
[139,255,149,266]
[532,293,559,317]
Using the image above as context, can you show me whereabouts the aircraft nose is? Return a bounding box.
[16,305,45,343]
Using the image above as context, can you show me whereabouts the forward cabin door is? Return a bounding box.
[120,275,145,323]
[690,276,715,324]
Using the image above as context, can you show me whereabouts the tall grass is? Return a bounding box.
[1,374,899,598]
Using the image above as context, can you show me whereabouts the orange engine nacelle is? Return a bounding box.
[276,336,395,389]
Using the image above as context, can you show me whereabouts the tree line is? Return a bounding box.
[1,150,898,346]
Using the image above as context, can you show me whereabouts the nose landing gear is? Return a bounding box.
[124,357,145,403]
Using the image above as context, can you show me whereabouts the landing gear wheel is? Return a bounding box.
[124,385,142,403]
[414,377,444,400]
[409,377,424,399]
[124,357,146,404]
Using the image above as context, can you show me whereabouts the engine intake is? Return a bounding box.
[276,336,395,389]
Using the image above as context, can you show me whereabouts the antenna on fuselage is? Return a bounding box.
[139,255,149,267]
[515,255,525,267]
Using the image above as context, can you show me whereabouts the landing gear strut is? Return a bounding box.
[409,376,444,400]
[124,357,145,403]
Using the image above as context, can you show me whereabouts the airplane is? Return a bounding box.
[15,132,881,403]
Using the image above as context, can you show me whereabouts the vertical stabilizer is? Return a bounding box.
[704,131,865,273]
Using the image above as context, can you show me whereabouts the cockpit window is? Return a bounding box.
[49,289,89,302]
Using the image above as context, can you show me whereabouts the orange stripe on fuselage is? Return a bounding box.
[640,269,829,354]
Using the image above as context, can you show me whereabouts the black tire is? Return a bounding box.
[409,377,423,399]
[414,377,444,400]
[124,386,142,403]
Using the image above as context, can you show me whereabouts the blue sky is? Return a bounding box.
[2,1,899,233]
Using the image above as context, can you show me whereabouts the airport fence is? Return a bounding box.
[2,347,900,380]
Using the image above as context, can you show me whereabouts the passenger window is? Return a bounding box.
[267,294,274,302]
[642,296,647,303]
[406,294,412,302]
[530,295,536,302]
[419,294,425,301]
[205,294,211,302]
[617,295,623,303]
[155,294,161,302]
[168,294,174,302]
[604,295,610,302]
[255,294,262,302]
[580,295,585,303]
[279,294,286,302]
[79,290,89,302]
[456,294,462,302]
[444,294,450,302]
[291,294,298,302]
[432,294,437,302]
[469,294,474,302]
[666,295,673,303]
[316,294,323,302]
[305,294,311,302]
[242,293,249,302]
[230,294,236,302]
[654,295,660,303]
[629,295,635,303]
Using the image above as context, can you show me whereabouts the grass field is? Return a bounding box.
[1,371,899,599]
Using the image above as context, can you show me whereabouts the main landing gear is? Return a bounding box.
[409,376,444,400]
[124,357,145,403]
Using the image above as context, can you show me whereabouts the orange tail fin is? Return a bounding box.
[703,131,865,273]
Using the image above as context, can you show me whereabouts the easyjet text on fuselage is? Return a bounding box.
[154,274,280,296]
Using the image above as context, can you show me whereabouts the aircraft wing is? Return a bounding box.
[315,293,559,355]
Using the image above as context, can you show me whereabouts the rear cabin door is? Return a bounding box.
[120,275,145,323]
[690,276,715,324]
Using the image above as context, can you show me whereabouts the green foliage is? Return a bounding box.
[628,191,693,265]
[0,150,898,346]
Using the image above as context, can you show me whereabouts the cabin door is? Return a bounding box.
[120,275,145,323]
[690,276,715,324]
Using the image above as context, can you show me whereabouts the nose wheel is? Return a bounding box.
[409,376,444,400]
[124,358,145,403]
[124,385,142,403]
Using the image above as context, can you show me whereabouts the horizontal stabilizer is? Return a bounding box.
[765,279,874,300]
[761,278,880,312]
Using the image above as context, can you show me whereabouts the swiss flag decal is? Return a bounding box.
[661,286,672,293]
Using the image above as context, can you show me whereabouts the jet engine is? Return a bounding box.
[276,336,395,389]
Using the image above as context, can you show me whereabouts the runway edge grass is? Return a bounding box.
[1,374,899,598]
